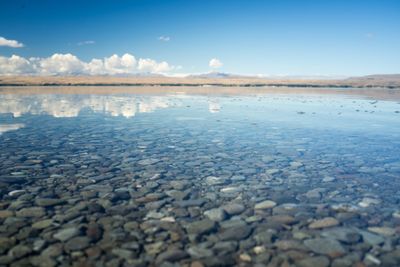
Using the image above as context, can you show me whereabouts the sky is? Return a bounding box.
[0,0,399,76]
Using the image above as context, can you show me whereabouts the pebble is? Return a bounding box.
[53,227,80,242]
[254,200,277,210]
[309,217,340,229]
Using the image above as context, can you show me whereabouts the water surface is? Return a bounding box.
[0,87,400,267]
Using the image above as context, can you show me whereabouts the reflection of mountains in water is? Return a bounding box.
[0,95,177,118]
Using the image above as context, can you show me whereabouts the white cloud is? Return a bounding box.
[38,53,85,75]
[77,40,95,46]
[0,55,35,74]
[0,36,24,48]
[209,58,223,68]
[158,36,171,42]
[138,58,171,73]
[0,53,174,75]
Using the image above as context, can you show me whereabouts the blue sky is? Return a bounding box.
[0,0,399,76]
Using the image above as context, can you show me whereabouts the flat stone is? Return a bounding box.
[186,219,216,235]
[221,203,245,215]
[53,227,80,242]
[297,256,330,267]
[16,207,46,217]
[32,219,53,229]
[8,245,32,260]
[304,238,346,257]
[176,199,206,208]
[187,246,214,258]
[367,227,396,237]
[155,249,188,264]
[204,208,227,222]
[35,198,66,207]
[219,225,252,241]
[254,200,276,210]
[0,210,14,218]
[65,236,90,251]
[321,228,361,244]
[112,248,135,260]
[309,217,339,229]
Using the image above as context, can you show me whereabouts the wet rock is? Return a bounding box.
[0,210,14,218]
[8,245,32,260]
[187,246,214,258]
[186,219,216,235]
[155,249,188,265]
[221,203,245,215]
[16,207,46,217]
[53,227,80,242]
[367,227,396,237]
[219,225,252,241]
[309,217,339,229]
[321,228,361,244]
[35,198,66,207]
[297,256,330,267]
[304,238,346,257]
[254,200,276,210]
[204,208,227,222]
[176,199,206,208]
[32,219,53,229]
[112,248,135,260]
[0,237,16,254]
[65,236,90,251]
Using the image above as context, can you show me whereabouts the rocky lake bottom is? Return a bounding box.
[0,87,400,267]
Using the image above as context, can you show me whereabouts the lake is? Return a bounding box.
[0,86,400,266]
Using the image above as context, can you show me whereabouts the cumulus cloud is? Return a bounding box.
[158,36,170,42]
[0,36,24,48]
[0,53,174,75]
[209,58,223,68]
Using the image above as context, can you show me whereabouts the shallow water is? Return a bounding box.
[0,87,400,267]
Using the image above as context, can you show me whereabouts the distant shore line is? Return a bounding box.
[1,83,399,89]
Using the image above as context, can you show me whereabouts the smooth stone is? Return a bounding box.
[358,197,381,208]
[35,198,66,207]
[321,228,361,244]
[221,203,245,215]
[186,219,216,235]
[304,238,346,257]
[220,187,241,193]
[112,248,135,260]
[358,230,385,246]
[176,199,206,208]
[8,245,32,260]
[219,225,252,241]
[53,227,80,242]
[297,256,330,267]
[367,227,396,237]
[309,217,339,229]
[0,210,14,218]
[254,200,276,210]
[187,246,214,258]
[204,208,227,222]
[16,207,46,217]
[65,236,90,251]
[8,190,26,197]
[205,176,226,185]
[155,249,188,265]
[0,237,16,254]
[32,219,53,229]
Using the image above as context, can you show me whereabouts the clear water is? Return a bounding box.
[1,87,400,266]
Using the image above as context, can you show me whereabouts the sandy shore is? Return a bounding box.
[0,75,400,88]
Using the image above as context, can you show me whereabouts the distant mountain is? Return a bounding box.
[187,72,250,79]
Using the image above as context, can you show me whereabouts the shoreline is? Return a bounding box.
[1,75,400,89]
